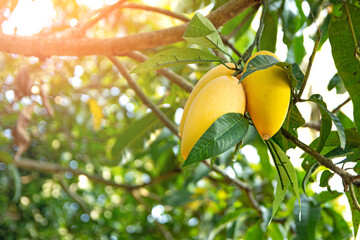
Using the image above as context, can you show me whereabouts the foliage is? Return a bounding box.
[0,0,360,239]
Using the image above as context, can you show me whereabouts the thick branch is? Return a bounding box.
[109,56,180,137]
[0,0,258,57]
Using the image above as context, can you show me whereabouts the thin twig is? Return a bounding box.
[58,174,90,213]
[331,97,351,113]
[119,3,190,22]
[202,160,262,216]
[131,190,174,240]
[108,56,180,137]
[241,0,267,63]
[79,0,129,32]
[221,37,243,59]
[126,51,194,93]
[302,121,321,131]
[295,30,321,103]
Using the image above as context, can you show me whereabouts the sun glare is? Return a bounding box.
[2,0,56,36]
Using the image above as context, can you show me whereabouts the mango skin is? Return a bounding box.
[181,75,246,160]
[179,63,235,137]
[242,51,290,140]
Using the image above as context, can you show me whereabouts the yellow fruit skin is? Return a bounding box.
[181,75,246,160]
[242,51,290,140]
[245,50,280,70]
[179,63,235,137]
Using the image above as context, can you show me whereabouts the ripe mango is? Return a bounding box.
[181,75,246,160]
[242,51,290,140]
[179,63,235,137]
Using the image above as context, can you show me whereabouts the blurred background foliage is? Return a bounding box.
[0,0,359,239]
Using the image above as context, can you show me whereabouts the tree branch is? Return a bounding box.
[331,97,351,114]
[0,0,259,57]
[108,56,180,137]
[1,157,179,190]
[118,3,190,22]
[126,51,194,93]
[295,30,321,103]
[78,1,189,34]
[79,0,129,32]
[202,160,262,216]
[58,174,90,213]
[280,128,354,184]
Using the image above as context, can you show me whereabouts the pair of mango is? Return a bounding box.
[180,51,291,160]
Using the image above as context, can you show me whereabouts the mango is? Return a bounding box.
[242,51,291,140]
[181,75,246,160]
[179,63,235,137]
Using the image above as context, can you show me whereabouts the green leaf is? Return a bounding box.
[183,113,249,167]
[311,96,332,153]
[209,209,254,240]
[111,108,174,160]
[314,191,342,203]
[130,48,222,73]
[268,141,300,220]
[268,223,285,240]
[304,129,360,150]
[214,209,244,229]
[327,73,346,94]
[341,147,360,164]
[286,35,306,65]
[260,11,278,52]
[291,63,304,90]
[183,12,226,51]
[0,151,14,164]
[293,195,321,240]
[329,3,360,131]
[337,111,356,129]
[324,207,352,239]
[9,164,21,203]
[309,94,346,149]
[244,222,264,240]
[302,129,360,169]
[323,146,354,159]
[281,0,307,46]
[319,170,334,187]
[302,162,321,197]
[345,186,360,237]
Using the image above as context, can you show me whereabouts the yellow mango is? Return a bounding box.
[181,75,246,160]
[242,51,290,140]
[179,63,235,137]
